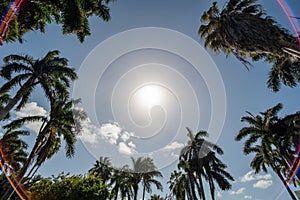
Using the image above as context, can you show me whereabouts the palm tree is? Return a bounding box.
[0,0,114,44]
[2,98,86,180]
[89,156,112,184]
[129,157,163,200]
[199,0,299,58]
[141,159,163,200]
[0,50,77,121]
[236,104,298,199]
[0,128,28,174]
[199,0,300,91]
[0,128,29,200]
[178,128,234,200]
[110,166,133,200]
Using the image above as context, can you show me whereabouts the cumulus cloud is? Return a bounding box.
[253,180,273,189]
[163,141,184,151]
[244,195,252,199]
[15,102,47,133]
[240,171,272,182]
[229,187,246,195]
[77,118,137,156]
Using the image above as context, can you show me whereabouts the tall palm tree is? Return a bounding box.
[110,166,133,200]
[141,159,163,200]
[0,50,77,121]
[199,0,300,91]
[89,156,112,184]
[2,98,86,180]
[129,157,163,200]
[178,128,234,200]
[236,104,298,199]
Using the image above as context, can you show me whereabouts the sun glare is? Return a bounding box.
[135,85,164,108]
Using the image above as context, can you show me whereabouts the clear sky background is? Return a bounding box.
[1,0,300,200]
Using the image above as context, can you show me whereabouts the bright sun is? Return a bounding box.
[135,85,164,108]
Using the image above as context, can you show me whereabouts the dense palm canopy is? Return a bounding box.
[170,128,234,200]
[199,0,300,92]
[0,50,77,121]
[236,103,300,199]
[0,0,115,43]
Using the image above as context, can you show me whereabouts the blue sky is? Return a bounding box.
[1,0,300,199]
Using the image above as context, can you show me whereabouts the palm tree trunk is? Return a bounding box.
[133,185,138,200]
[142,183,146,200]
[276,169,297,200]
[17,122,50,180]
[0,78,35,121]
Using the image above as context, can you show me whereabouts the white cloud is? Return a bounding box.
[99,122,122,144]
[229,187,246,195]
[77,118,137,156]
[163,141,184,151]
[240,171,272,182]
[15,102,47,133]
[118,142,136,156]
[253,180,273,189]
[244,195,252,199]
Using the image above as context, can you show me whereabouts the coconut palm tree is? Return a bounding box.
[177,128,234,200]
[89,156,113,184]
[199,0,300,91]
[0,50,77,121]
[236,104,299,199]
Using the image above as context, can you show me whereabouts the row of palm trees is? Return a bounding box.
[87,128,234,200]
[88,156,163,200]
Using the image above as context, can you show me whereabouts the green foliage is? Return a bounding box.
[169,128,234,200]
[236,104,300,199]
[29,173,109,200]
[199,0,300,92]
[1,0,115,43]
